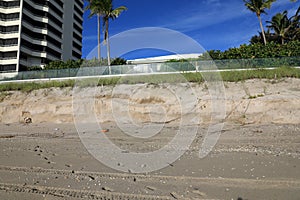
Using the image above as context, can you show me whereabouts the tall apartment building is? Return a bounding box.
[0,0,83,72]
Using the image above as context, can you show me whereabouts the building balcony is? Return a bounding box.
[73,18,83,29]
[23,8,48,23]
[21,34,62,53]
[25,0,49,12]
[22,34,47,46]
[47,31,62,43]
[20,46,60,61]
[48,9,63,22]
[48,21,63,33]
[0,19,20,26]
[0,7,20,14]
[46,53,60,61]
[73,35,81,45]
[22,21,48,35]
[0,32,19,38]
[0,58,18,65]
[74,11,83,23]
[73,46,81,55]
[0,45,18,51]
[49,1,63,13]
[20,46,46,57]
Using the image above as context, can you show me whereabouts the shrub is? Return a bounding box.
[202,41,300,60]
[44,59,83,70]
[26,66,43,71]
[111,57,127,65]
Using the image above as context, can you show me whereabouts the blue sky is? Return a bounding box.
[82,0,298,60]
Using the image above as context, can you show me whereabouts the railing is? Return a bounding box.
[0,57,299,81]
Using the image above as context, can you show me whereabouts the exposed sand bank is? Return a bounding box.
[0,78,299,125]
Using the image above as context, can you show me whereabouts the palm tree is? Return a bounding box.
[267,7,300,44]
[288,6,300,41]
[266,11,290,44]
[249,30,280,44]
[85,0,104,60]
[244,0,276,45]
[101,0,127,70]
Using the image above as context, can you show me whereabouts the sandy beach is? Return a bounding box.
[0,78,300,199]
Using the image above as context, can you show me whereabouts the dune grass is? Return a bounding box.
[0,66,299,93]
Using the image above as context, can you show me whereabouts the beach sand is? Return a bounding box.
[0,78,300,199]
[0,122,299,199]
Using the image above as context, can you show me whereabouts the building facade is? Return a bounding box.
[0,0,83,72]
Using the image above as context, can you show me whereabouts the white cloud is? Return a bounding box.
[161,0,248,32]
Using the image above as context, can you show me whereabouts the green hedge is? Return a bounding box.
[204,41,300,60]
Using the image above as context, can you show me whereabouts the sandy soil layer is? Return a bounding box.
[0,122,299,200]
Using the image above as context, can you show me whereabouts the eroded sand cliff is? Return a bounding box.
[0,78,299,125]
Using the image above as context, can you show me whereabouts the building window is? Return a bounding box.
[22,14,47,29]
[48,13,63,28]
[0,13,19,21]
[74,13,83,25]
[73,32,82,42]
[74,4,84,16]
[23,1,47,18]
[0,25,19,34]
[0,1,20,8]
[72,50,81,59]
[73,41,82,51]
[75,0,83,9]
[0,39,18,47]
[0,64,17,71]
[73,22,82,34]
[48,2,63,18]
[0,51,17,59]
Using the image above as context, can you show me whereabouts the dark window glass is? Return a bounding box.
[23,1,47,17]
[0,25,19,33]
[48,13,63,28]
[22,14,47,29]
[74,13,83,25]
[73,41,81,51]
[0,13,19,21]
[0,64,17,71]
[0,51,17,58]
[0,39,18,46]
[73,32,82,42]
[75,0,83,9]
[72,50,81,59]
[21,39,44,51]
[0,1,20,8]
[48,2,63,18]
[73,22,82,34]
[46,46,61,59]
[74,4,83,16]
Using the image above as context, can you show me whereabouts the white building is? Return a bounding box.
[0,0,83,72]
[127,53,203,64]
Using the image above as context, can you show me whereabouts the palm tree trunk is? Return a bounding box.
[257,14,267,45]
[107,35,111,67]
[105,19,111,74]
[97,14,101,61]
